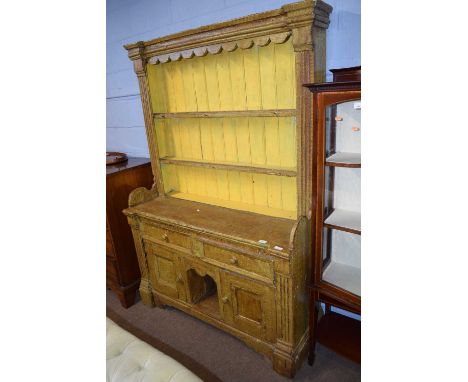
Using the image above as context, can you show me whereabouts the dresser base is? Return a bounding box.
[139,284,308,378]
[125,196,310,378]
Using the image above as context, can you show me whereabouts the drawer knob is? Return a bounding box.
[161,233,169,242]
[176,274,183,283]
[230,257,238,265]
[222,296,229,303]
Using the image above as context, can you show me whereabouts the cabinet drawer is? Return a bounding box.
[143,224,191,250]
[204,244,273,280]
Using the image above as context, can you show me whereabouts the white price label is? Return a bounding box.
[353,101,361,110]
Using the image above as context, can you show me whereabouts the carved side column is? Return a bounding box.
[127,215,154,307]
[128,43,164,195]
[272,216,310,377]
[289,2,331,218]
[273,271,296,377]
[293,28,313,219]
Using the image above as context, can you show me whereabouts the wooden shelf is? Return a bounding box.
[323,261,361,296]
[324,209,361,235]
[154,109,296,119]
[325,152,361,168]
[160,157,297,177]
[317,311,361,364]
[168,191,296,220]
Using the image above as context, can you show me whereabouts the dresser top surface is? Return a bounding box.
[127,196,296,251]
[106,157,151,176]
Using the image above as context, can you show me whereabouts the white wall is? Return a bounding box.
[106,0,361,157]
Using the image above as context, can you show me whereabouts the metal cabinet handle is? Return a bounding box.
[162,233,169,242]
[222,296,229,303]
[176,274,183,283]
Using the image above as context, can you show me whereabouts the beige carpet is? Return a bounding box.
[107,290,360,382]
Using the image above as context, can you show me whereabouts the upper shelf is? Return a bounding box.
[160,157,297,177]
[154,109,296,119]
[325,152,361,168]
[324,209,361,235]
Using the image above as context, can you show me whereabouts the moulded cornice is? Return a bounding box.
[147,32,291,64]
[125,0,332,64]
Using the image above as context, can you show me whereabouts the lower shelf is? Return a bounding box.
[317,311,361,364]
[168,191,296,220]
[323,261,361,296]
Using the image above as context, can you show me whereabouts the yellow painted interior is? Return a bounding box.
[147,40,297,219]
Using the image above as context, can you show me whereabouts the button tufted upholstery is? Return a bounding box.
[107,318,202,382]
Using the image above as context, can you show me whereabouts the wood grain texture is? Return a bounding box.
[316,311,361,364]
[147,40,298,219]
[106,159,153,308]
[124,1,332,377]
[124,194,312,377]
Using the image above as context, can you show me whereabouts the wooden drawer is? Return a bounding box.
[204,244,273,280]
[142,224,191,250]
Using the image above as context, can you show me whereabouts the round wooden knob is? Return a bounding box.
[162,233,169,242]
[222,296,229,303]
[230,257,238,265]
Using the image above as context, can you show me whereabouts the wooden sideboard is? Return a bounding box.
[106,157,153,308]
[122,1,332,377]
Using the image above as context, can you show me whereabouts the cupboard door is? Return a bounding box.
[220,271,276,342]
[146,242,185,300]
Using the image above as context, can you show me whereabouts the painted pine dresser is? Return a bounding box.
[123,1,332,377]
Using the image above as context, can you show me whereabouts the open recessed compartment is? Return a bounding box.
[186,269,220,318]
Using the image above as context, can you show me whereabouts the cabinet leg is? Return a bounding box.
[139,278,155,307]
[153,294,166,308]
[272,349,296,378]
[117,290,136,309]
[308,289,320,366]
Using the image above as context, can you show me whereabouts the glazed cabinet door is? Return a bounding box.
[145,241,186,301]
[220,271,276,342]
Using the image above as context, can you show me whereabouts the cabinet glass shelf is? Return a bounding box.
[323,260,361,296]
[325,152,361,168]
[324,208,361,235]
[321,97,361,296]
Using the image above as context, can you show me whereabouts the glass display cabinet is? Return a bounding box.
[305,66,361,365]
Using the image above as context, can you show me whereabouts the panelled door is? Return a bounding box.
[145,241,186,301]
[220,270,276,342]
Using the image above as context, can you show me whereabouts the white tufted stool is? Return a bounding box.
[107,318,202,382]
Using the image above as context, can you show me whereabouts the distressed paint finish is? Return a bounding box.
[148,40,298,219]
[124,1,332,377]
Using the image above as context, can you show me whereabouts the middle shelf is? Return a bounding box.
[325,152,361,168]
[159,156,297,177]
[324,209,361,235]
